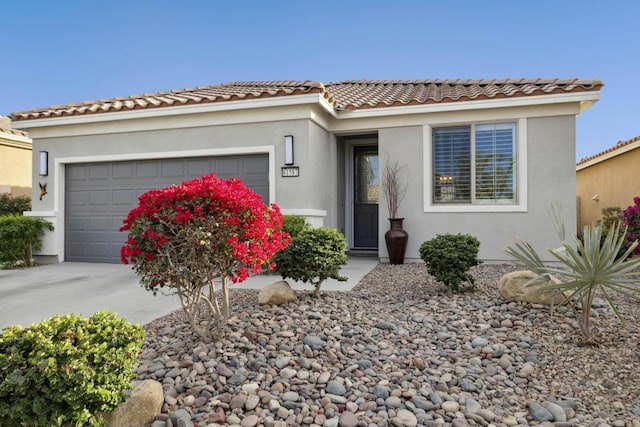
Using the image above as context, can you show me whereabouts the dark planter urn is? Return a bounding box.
[384,218,408,265]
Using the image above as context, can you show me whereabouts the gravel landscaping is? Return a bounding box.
[136,263,640,427]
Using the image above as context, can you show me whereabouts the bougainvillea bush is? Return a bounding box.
[121,174,290,340]
[623,196,640,256]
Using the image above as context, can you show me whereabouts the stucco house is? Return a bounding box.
[10,79,602,264]
[0,116,32,196]
[576,135,640,228]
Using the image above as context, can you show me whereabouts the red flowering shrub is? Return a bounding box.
[121,174,290,340]
[622,196,640,256]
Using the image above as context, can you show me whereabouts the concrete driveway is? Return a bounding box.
[0,257,378,330]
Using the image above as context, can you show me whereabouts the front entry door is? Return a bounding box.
[353,145,379,248]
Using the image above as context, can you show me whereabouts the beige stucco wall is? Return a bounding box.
[0,143,32,195]
[576,148,640,228]
[378,115,576,262]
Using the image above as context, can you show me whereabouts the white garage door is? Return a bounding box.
[65,155,269,263]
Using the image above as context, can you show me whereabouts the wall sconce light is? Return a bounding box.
[284,135,294,165]
[39,151,49,176]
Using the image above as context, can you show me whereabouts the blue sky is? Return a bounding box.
[1,1,638,161]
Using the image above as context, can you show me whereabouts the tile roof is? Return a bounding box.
[0,126,29,138]
[10,78,603,121]
[577,135,640,166]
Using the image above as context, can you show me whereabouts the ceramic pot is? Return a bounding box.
[384,218,408,265]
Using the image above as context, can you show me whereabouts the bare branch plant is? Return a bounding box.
[382,158,407,218]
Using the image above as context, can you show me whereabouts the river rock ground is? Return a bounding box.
[137,263,640,427]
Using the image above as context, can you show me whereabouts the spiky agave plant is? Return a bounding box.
[505,205,640,344]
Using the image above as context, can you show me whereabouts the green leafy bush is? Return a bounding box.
[0,311,145,427]
[419,233,481,291]
[0,193,31,216]
[0,215,54,267]
[506,205,640,344]
[274,227,348,296]
[597,206,623,231]
[281,215,309,238]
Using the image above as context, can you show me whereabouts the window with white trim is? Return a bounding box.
[433,122,516,205]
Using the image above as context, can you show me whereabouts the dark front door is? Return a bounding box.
[353,145,379,248]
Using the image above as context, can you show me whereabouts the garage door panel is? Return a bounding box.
[67,190,88,207]
[89,164,110,180]
[66,217,87,231]
[215,158,241,176]
[88,242,114,257]
[113,163,135,179]
[65,154,269,263]
[67,165,88,181]
[89,190,110,206]
[89,216,111,232]
[112,189,135,205]
[161,160,184,177]
[187,159,211,177]
[136,162,158,178]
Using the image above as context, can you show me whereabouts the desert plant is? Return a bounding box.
[281,215,309,239]
[0,215,54,267]
[419,233,480,291]
[381,157,407,219]
[274,227,347,297]
[622,196,640,256]
[120,174,289,340]
[506,206,640,344]
[0,311,145,427]
[0,193,31,216]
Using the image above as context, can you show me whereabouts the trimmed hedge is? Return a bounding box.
[419,233,480,292]
[0,215,53,267]
[0,311,145,427]
[274,227,347,296]
[0,193,31,216]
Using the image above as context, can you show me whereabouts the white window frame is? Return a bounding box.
[423,118,527,213]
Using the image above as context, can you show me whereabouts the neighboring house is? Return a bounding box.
[576,135,640,228]
[0,116,32,196]
[10,79,602,264]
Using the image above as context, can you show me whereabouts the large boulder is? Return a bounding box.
[498,270,569,305]
[258,280,296,305]
[105,379,163,427]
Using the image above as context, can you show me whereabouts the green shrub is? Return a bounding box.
[274,227,348,296]
[281,215,309,238]
[419,233,481,291]
[0,215,54,267]
[597,206,623,231]
[0,311,145,427]
[0,193,31,216]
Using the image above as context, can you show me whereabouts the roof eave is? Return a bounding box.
[577,138,640,170]
[334,91,601,119]
[12,93,337,130]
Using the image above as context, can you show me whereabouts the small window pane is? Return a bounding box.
[433,126,471,203]
[475,123,516,204]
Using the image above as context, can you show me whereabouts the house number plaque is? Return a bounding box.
[281,166,299,177]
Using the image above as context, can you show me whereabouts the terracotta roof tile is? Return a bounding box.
[10,78,603,121]
[0,126,29,138]
[577,135,640,165]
